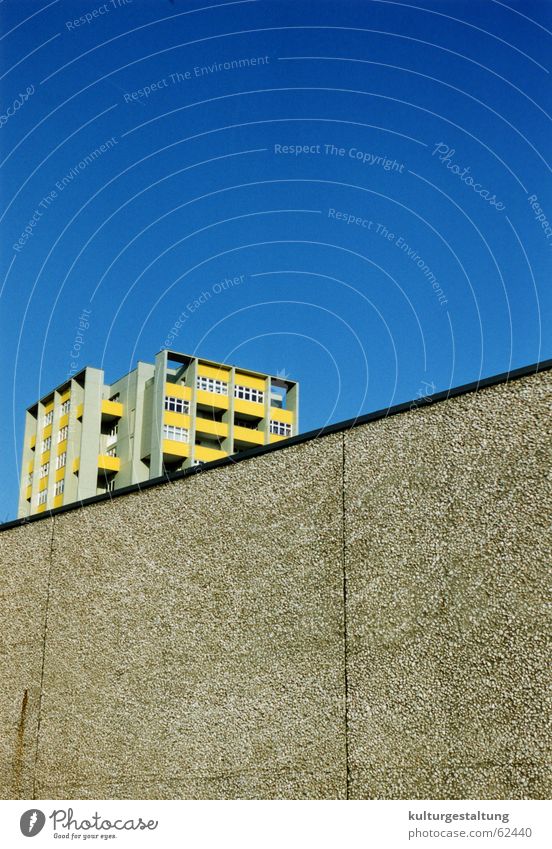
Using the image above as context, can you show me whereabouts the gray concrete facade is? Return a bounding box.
[2,367,550,799]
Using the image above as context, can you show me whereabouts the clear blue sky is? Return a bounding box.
[0,0,550,519]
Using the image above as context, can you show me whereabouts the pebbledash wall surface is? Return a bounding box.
[0,362,550,800]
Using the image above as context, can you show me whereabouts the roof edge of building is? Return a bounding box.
[4,357,551,534]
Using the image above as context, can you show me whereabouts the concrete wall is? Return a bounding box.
[1,369,550,799]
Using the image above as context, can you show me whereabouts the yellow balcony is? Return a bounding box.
[60,390,71,403]
[53,494,63,509]
[194,444,227,463]
[44,401,54,414]
[163,410,191,428]
[27,460,34,473]
[234,372,266,391]
[196,389,229,410]
[25,485,32,501]
[101,399,123,420]
[233,425,264,446]
[36,504,46,514]
[234,398,264,417]
[40,450,50,465]
[197,364,231,382]
[269,406,294,424]
[164,382,192,400]
[73,457,80,473]
[98,454,121,473]
[55,467,65,483]
[162,439,190,459]
[29,434,36,449]
[42,423,52,439]
[57,439,67,455]
[195,417,228,439]
[270,434,288,444]
[76,403,83,420]
[38,478,48,492]
[58,413,69,428]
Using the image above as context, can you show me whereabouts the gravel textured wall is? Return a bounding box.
[0,369,549,799]
[0,517,53,799]
[344,372,551,799]
[34,436,346,799]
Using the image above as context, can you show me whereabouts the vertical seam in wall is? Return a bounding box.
[341,431,350,799]
[32,514,55,799]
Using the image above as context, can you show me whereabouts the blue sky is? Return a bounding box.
[0,0,551,519]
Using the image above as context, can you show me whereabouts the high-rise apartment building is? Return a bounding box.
[18,349,299,518]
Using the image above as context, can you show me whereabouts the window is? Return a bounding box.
[27,472,33,486]
[41,436,51,452]
[106,446,117,457]
[55,453,66,470]
[163,424,189,442]
[43,410,53,427]
[37,490,47,506]
[164,396,189,414]
[234,385,264,404]
[106,479,115,493]
[109,393,120,402]
[270,420,292,437]
[106,423,118,446]
[58,426,68,442]
[54,479,64,496]
[39,463,49,478]
[60,399,70,415]
[196,376,228,395]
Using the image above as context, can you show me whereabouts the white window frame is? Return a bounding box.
[106,446,117,458]
[234,385,264,404]
[39,462,49,478]
[55,453,66,470]
[54,479,65,496]
[58,426,68,443]
[43,410,53,427]
[164,395,190,414]
[196,376,228,396]
[37,490,47,506]
[60,399,70,415]
[163,424,189,443]
[270,420,292,437]
[41,436,51,452]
